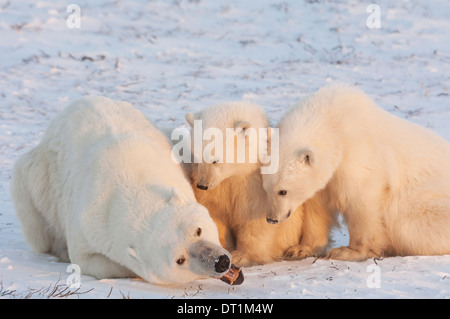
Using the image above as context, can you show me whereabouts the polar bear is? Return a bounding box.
[178,102,336,266]
[262,84,450,261]
[10,96,232,284]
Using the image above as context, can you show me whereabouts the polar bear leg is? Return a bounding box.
[327,205,385,261]
[73,252,136,280]
[231,224,281,267]
[230,250,256,267]
[285,194,337,260]
[393,199,450,256]
[10,152,57,258]
[12,185,54,255]
[214,219,235,252]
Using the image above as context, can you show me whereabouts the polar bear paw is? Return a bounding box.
[326,246,381,261]
[230,250,275,267]
[231,250,257,267]
[283,245,316,260]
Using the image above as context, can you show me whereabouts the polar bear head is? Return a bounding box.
[185,101,268,190]
[261,89,344,224]
[262,147,325,224]
[124,187,231,284]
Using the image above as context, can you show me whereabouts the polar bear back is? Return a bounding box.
[45,96,167,169]
[18,97,196,246]
[279,84,450,189]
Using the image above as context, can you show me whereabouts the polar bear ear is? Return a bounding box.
[297,148,315,166]
[234,121,251,134]
[127,247,139,260]
[185,113,195,126]
[169,186,186,206]
[185,112,201,127]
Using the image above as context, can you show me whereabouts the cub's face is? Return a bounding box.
[262,148,319,224]
[126,203,231,284]
[185,102,268,191]
[195,159,252,191]
[192,123,261,190]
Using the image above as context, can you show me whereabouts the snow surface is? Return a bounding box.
[1,0,450,299]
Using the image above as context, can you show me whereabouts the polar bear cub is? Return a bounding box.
[180,102,336,266]
[10,96,231,284]
[262,84,450,261]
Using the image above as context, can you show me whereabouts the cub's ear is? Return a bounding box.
[185,113,195,126]
[297,148,315,166]
[234,121,251,134]
[169,186,187,206]
[185,112,202,127]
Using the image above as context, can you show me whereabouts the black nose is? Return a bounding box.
[266,217,279,224]
[197,184,208,190]
[215,254,230,273]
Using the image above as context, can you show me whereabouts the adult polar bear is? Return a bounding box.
[10,96,232,284]
[263,84,450,261]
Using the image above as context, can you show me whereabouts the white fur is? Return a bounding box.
[10,96,230,284]
[182,101,336,266]
[263,84,450,261]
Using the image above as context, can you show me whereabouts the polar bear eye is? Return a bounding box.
[278,190,287,196]
[196,227,202,236]
[176,257,186,265]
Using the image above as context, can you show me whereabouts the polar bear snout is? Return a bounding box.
[266,209,291,224]
[215,254,230,273]
[266,217,279,224]
[189,240,231,276]
[196,163,224,190]
[197,184,208,190]
[197,182,219,191]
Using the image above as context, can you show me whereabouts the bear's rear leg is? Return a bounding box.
[10,153,56,258]
[392,200,450,256]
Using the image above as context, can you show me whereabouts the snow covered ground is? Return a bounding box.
[1,0,450,299]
